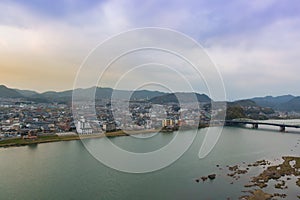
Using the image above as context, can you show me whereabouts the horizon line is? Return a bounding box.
[0,84,297,101]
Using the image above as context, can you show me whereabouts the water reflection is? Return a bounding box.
[27,143,38,150]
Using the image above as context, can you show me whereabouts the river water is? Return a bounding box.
[0,124,300,199]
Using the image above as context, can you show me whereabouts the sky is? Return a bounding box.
[0,0,300,100]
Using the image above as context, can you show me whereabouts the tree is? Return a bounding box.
[226,106,246,120]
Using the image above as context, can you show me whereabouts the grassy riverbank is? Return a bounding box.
[0,129,161,148]
[0,135,81,148]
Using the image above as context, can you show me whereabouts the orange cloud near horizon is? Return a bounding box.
[0,53,79,92]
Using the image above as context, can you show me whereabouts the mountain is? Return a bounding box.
[229,99,257,107]
[0,85,166,103]
[38,90,73,103]
[278,97,300,112]
[1,84,299,112]
[250,95,300,111]
[149,92,211,104]
[251,95,295,108]
[130,90,166,100]
[73,87,166,101]
[14,89,39,97]
[228,99,275,120]
[0,85,23,98]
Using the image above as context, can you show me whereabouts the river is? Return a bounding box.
[0,124,299,199]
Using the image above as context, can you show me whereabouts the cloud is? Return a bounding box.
[207,16,300,99]
[0,0,300,99]
[0,0,134,91]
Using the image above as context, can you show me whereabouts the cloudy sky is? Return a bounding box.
[0,0,300,100]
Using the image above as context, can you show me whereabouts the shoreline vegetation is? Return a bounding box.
[0,124,208,148]
[0,130,149,148]
[0,127,190,148]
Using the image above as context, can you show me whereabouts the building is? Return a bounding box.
[162,119,174,127]
[76,118,93,134]
[103,122,116,132]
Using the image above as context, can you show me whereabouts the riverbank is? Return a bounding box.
[0,134,81,148]
[0,128,162,148]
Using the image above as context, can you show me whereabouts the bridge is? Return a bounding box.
[224,119,300,132]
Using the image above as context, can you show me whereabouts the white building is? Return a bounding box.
[77,117,93,134]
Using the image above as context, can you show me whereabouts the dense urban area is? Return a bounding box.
[1,95,299,141]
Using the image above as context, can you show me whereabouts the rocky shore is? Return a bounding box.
[237,157,300,199]
[195,156,300,200]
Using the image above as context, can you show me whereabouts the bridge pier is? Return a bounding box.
[252,123,258,129]
[279,126,285,132]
